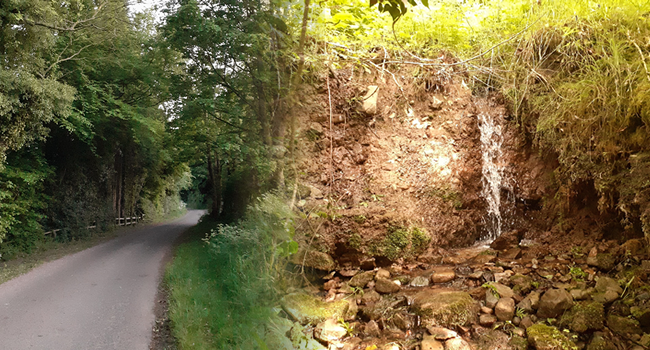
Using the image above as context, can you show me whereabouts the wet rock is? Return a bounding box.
[490,230,524,250]
[349,271,375,288]
[607,314,642,336]
[291,249,336,271]
[587,333,616,350]
[375,278,401,294]
[314,318,347,344]
[361,289,381,304]
[410,275,430,287]
[426,326,459,340]
[527,324,576,350]
[364,320,381,337]
[517,291,541,313]
[281,293,349,325]
[480,314,497,327]
[422,335,445,350]
[559,301,605,333]
[537,289,574,318]
[362,86,379,115]
[431,269,456,283]
[446,337,472,350]
[376,268,391,279]
[412,290,479,328]
[495,297,516,321]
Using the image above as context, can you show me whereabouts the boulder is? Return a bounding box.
[314,318,347,344]
[537,289,574,318]
[349,271,375,288]
[375,278,401,294]
[290,249,335,271]
[490,230,524,250]
[592,277,622,304]
[510,274,534,295]
[619,239,645,256]
[281,293,349,325]
[587,253,615,271]
[422,335,445,350]
[558,301,605,333]
[412,290,479,328]
[527,324,576,350]
[495,297,516,321]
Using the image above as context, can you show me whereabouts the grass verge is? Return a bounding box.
[165,194,295,350]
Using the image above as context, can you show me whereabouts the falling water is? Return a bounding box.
[478,112,509,241]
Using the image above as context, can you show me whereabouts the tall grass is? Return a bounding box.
[166,194,296,349]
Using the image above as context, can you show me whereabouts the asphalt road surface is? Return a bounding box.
[0,210,203,350]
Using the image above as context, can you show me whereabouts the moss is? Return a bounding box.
[374,225,431,261]
[348,232,362,250]
[352,215,366,224]
[527,324,577,350]
[508,335,529,350]
[290,248,336,271]
[281,293,349,325]
[558,301,605,333]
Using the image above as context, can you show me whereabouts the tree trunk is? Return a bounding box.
[207,148,222,218]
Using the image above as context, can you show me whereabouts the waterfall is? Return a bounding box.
[478,112,510,241]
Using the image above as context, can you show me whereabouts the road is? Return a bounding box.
[0,210,203,350]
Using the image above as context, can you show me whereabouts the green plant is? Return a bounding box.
[482,283,500,297]
[516,307,526,319]
[569,266,587,281]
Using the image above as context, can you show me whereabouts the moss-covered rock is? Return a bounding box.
[559,301,605,333]
[586,333,616,350]
[509,335,529,350]
[606,314,642,336]
[281,293,349,325]
[510,274,534,295]
[411,290,479,328]
[290,249,336,271]
[527,324,577,350]
[349,270,374,288]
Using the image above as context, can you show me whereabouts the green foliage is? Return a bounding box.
[167,194,296,349]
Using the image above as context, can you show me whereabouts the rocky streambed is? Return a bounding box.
[265,232,650,350]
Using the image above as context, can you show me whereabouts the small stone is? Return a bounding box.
[410,275,430,287]
[537,289,574,318]
[595,277,623,294]
[469,271,484,279]
[484,282,515,298]
[570,288,591,301]
[375,278,401,294]
[412,290,479,328]
[361,289,381,304]
[426,326,458,340]
[513,316,521,326]
[376,268,391,279]
[421,335,445,350]
[324,279,339,291]
[364,320,381,337]
[480,314,497,327]
[486,290,499,309]
[314,318,348,344]
[495,297,516,321]
[431,270,456,283]
[481,306,493,314]
[517,291,541,313]
[339,269,359,277]
[521,316,534,329]
[349,271,375,288]
[502,248,523,259]
[592,290,619,304]
[445,337,472,350]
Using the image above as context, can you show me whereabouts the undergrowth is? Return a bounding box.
[166,194,296,350]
